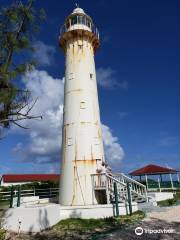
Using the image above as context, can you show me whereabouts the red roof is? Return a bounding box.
[2,174,60,183]
[129,164,177,176]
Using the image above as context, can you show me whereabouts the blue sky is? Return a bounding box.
[0,0,179,175]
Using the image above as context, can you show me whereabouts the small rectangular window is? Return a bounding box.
[69,73,74,80]
[90,73,93,79]
[71,16,77,25]
[67,138,72,146]
[80,101,86,109]
[78,16,83,24]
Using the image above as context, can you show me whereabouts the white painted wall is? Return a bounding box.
[148,192,174,202]
[59,203,138,219]
[2,203,138,233]
[2,204,60,233]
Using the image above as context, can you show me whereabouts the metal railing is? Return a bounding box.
[113,173,147,199]
[60,22,99,40]
[91,173,148,204]
[0,188,59,203]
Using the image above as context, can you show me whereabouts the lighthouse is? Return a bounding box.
[59,7,105,206]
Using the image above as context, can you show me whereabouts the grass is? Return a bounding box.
[174,192,180,201]
[8,211,145,240]
[157,198,177,207]
[51,210,145,239]
[0,201,9,208]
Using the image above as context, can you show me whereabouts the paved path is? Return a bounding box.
[95,206,180,240]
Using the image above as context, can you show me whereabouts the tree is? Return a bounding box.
[0,0,45,133]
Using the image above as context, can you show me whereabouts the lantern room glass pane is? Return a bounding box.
[79,16,83,24]
[68,15,93,30]
[66,20,70,29]
[71,16,77,25]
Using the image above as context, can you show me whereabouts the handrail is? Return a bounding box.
[0,187,59,202]
[113,173,146,188]
[91,173,148,204]
[106,174,126,187]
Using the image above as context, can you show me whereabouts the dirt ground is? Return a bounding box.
[96,206,180,240]
[4,206,180,240]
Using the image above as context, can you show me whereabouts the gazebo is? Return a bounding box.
[129,164,180,191]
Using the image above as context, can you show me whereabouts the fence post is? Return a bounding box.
[113,182,119,217]
[127,182,132,215]
[9,186,14,208]
[50,188,52,198]
[17,185,21,207]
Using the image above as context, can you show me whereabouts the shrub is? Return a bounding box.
[0,229,6,240]
[157,198,176,207]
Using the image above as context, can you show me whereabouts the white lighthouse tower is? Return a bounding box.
[59,7,105,206]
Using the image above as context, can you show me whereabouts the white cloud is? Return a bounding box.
[102,124,124,169]
[32,40,56,66]
[96,67,128,89]
[13,69,124,171]
[13,69,64,165]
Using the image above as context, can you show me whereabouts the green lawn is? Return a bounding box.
[53,211,145,235]
[1,211,145,240]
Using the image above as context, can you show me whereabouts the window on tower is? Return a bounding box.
[80,101,86,109]
[71,16,77,25]
[67,138,73,146]
[87,19,91,28]
[78,16,84,24]
[66,19,70,29]
[68,73,74,80]
[90,73,93,79]
[69,15,92,30]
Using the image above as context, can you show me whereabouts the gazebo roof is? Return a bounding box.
[129,164,178,176]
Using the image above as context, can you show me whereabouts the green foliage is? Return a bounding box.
[174,192,180,201]
[0,0,45,131]
[0,229,6,240]
[0,180,59,192]
[53,211,145,237]
[157,198,177,207]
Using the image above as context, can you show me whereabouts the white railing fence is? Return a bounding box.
[91,173,148,204]
[0,188,59,203]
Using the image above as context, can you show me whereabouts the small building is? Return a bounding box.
[0,174,60,186]
[129,164,180,191]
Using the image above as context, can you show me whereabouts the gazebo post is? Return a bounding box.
[145,174,148,190]
[139,175,142,182]
[177,173,180,182]
[158,177,161,192]
[160,174,162,182]
[169,173,174,189]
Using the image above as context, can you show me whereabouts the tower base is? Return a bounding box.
[2,203,138,233]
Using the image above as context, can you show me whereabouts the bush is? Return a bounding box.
[174,193,180,201]
[157,198,176,207]
[0,229,6,240]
